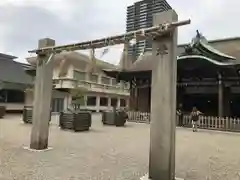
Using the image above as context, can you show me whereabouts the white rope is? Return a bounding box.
[45,53,54,65]
[100,39,115,58]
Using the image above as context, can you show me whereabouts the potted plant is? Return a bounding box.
[102,106,127,127]
[59,88,92,132]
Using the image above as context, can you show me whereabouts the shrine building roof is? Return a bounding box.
[103,31,240,80]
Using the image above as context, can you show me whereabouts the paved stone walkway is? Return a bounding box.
[0,114,240,180]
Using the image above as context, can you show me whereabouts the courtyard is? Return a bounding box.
[0,114,240,180]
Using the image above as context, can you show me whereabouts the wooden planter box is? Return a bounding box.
[0,106,6,118]
[102,111,127,126]
[22,106,33,124]
[59,111,92,132]
[22,106,51,124]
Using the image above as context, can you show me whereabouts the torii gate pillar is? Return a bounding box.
[147,10,179,180]
[30,38,55,150]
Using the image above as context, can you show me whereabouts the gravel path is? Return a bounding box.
[0,114,240,180]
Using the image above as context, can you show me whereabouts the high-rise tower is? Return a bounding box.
[126,0,172,61]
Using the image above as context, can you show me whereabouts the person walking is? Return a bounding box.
[190,107,202,132]
[177,104,184,127]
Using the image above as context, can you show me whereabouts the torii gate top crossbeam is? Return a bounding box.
[29,19,190,55]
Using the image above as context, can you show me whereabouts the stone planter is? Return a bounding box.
[0,106,6,118]
[102,110,127,126]
[22,106,51,124]
[59,111,92,132]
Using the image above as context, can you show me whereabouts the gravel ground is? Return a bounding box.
[0,114,240,180]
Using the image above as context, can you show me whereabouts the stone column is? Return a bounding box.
[66,93,72,110]
[117,97,121,108]
[96,96,100,112]
[98,74,102,84]
[30,38,55,150]
[107,97,111,106]
[126,98,130,108]
[86,72,90,81]
[149,10,178,180]
[218,73,224,117]
[110,78,113,85]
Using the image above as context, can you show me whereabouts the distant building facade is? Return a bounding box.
[0,53,32,112]
[25,52,130,113]
[126,0,172,60]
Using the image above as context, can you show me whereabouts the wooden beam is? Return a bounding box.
[29,20,190,55]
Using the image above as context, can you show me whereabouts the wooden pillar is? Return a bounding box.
[177,86,185,108]
[120,43,129,70]
[129,80,138,111]
[135,87,139,110]
[147,86,151,112]
[129,83,135,110]
[223,86,231,116]
[30,38,55,150]
[218,73,224,117]
[148,10,178,180]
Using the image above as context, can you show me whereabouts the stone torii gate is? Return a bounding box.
[28,10,190,180]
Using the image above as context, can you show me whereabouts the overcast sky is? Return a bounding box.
[0,0,239,64]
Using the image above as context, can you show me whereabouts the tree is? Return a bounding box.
[70,88,86,111]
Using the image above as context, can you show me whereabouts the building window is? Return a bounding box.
[0,90,7,103]
[7,90,24,103]
[111,98,117,107]
[72,96,85,105]
[101,77,110,85]
[90,74,98,83]
[120,99,126,107]
[87,96,96,106]
[124,82,130,89]
[52,98,64,112]
[74,71,86,80]
[100,97,108,106]
[112,78,117,85]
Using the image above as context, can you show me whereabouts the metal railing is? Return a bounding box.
[127,111,240,132]
[53,78,129,95]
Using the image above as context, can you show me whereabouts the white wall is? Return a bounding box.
[52,64,74,79]
[24,89,71,111]
[0,103,24,111]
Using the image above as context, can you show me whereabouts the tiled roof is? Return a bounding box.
[26,51,117,70]
[0,53,17,59]
[0,58,32,84]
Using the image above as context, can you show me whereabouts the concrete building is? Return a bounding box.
[126,0,172,59]
[0,53,32,112]
[25,52,130,112]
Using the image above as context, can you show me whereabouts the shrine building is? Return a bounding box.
[103,32,240,117]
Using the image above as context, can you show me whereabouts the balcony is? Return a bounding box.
[53,78,129,96]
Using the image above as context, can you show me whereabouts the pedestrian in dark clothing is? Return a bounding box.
[177,104,184,127]
[190,106,202,132]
